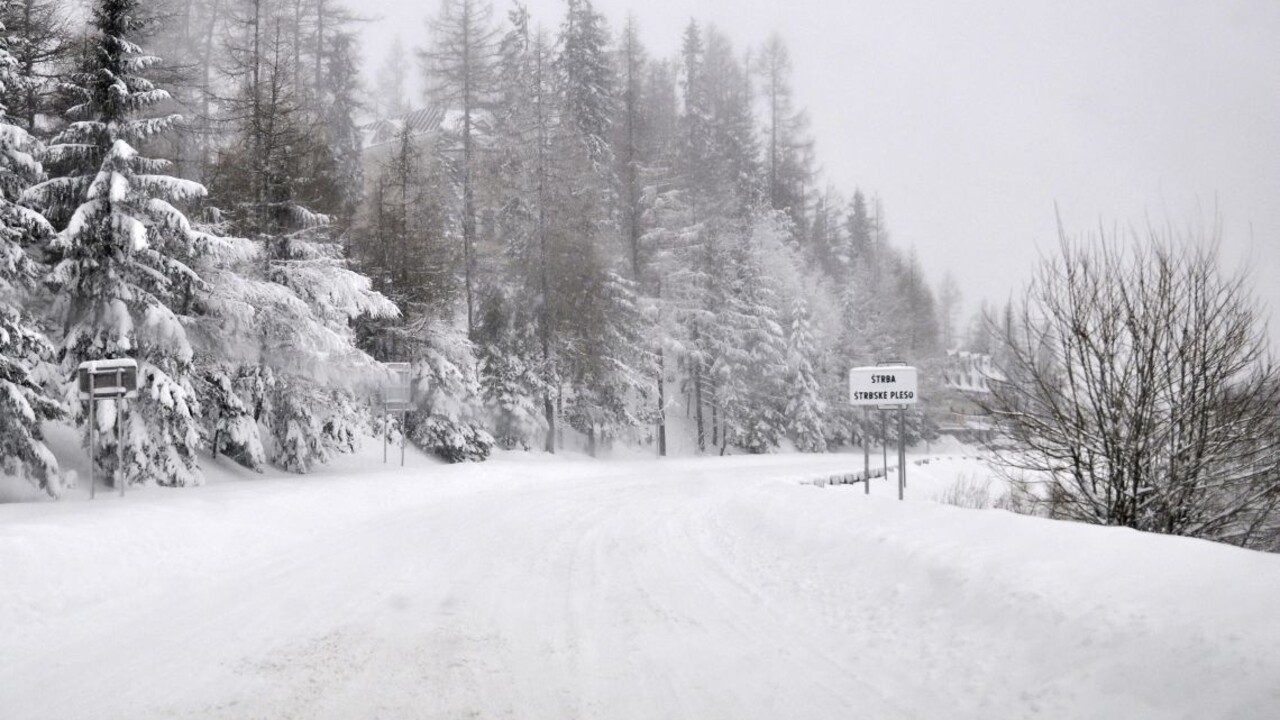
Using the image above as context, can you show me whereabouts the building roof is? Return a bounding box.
[360,107,446,150]
[943,349,1005,392]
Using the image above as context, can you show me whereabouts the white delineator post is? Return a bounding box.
[848,364,918,499]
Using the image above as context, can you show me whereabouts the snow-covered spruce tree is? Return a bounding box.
[610,16,673,455]
[473,10,552,452]
[181,209,266,471]
[556,0,613,171]
[354,122,493,463]
[703,26,762,216]
[372,36,409,118]
[211,2,398,473]
[402,313,494,463]
[0,0,73,133]
[713,214,790,454]
[25,0,214,487]
[784,297,827,452]
[563,270,655,456]
[313,29,365,230]
[552,0,658,455]
[476,291,546,450]
[754,33,813,234]
[421,0,499,337]
[0,9,61,494]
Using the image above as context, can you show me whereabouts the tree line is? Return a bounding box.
[0,0,955,497]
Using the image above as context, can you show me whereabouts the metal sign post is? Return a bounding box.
[898,406,907,500]
[862,407,870,495]
[881,409,888,483]
[88,374,97,499]
[849,363,918,500]
[78,359,139,498]
[383,362,413,467]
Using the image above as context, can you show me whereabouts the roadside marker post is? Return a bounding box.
[848,363,918,500]
[77,359,139,498]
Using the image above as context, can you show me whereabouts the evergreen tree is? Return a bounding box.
[556,0,613,170]
[0,5,61,493]
[937,271,961,351]
[312,28,363,229]
[209,0,398,473]
[0,0,71,133]
[677,20,711,204]
[755,33,812,232]
[372,36,409,118]
[404,313,494,463]
[27,0,213,487]
[703,26,760,214]
[713,213,790,453]
[476,289,545,449]
[474,4,548,451]
[356,125,493,463]
[785,296,826,452]
[613,13,645,280]
[421,0,499,337]
[845,189,872,264]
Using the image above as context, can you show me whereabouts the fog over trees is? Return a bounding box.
[0,0,1274,548]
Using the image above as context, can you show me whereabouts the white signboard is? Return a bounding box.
[848,366,918,406]
[384,362,413,409]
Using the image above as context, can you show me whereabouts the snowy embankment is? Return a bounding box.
[2,443,1278,720]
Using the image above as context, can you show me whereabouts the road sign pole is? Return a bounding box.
[383,396,388,464]
[76,359,138,499]
[902,407,909,490]
[117,399,126,497]
[116,370,125,497]
[881,409,887,480]
[400,409,406,467]
[898,406,906,501]
[89,375,96,500]
[848,363,919,500]
[863,407,870,495]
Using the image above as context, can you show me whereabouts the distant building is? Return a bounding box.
[940,350,1002,439]
[359,107,445,151]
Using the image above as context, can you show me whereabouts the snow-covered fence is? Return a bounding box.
[805,466,897,488]
[805,457,962,488]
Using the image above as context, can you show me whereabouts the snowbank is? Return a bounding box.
[1,447,1276,719]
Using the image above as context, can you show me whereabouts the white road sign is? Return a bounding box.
[848,366,918,406]
[384,362,413,410]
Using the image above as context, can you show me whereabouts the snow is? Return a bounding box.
[1,442,1278,719]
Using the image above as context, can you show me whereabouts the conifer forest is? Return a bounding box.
[0,0,960,494]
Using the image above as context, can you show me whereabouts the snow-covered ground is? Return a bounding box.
[2,440,1278,719]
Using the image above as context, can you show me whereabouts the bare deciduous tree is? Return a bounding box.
[983,224,1280,549]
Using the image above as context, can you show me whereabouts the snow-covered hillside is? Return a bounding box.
[2,446,1278,720]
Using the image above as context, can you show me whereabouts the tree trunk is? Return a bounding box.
[543,393,555,454]
[656,351,667,457]
[694,361,705,452]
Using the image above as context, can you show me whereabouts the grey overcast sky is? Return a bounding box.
[359,0,1280,341]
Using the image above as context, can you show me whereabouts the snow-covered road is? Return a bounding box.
[3,451,1278,719]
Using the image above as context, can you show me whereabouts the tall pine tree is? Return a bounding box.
[27,0,213,486]
[0,4,61,493]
